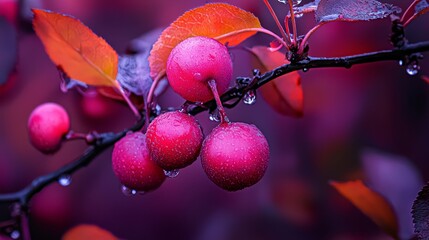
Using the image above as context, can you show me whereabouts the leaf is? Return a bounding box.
[62,224,118,240]
[412,183,429,239]
[0,16,17,86]
[315,0,401,23]
[330,180,399,239]
[250,46,303,117]
[149,3,262,78]
[289,0,321,17]
[32,9,118,87]
[415,0,429,16]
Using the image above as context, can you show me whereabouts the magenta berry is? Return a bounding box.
[146,111,203,171]
[201,122,269,191]
[112,132,166,192]
[166,36,233,102]
[27,102,70,153]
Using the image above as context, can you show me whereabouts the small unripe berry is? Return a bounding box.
[166,36,233,102]
[146,111,203,170]
[201,122,269,191]
[112,132,165,192]
[27,102,70,153]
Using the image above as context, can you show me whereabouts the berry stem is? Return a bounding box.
[287,0,298,45]
[215,28,288,50]
[299,22,327,54]
[400,0,420,23]
[115,82,141,119]
[262,0,291,45]
[208,79,229,123]
[145,72,164,129]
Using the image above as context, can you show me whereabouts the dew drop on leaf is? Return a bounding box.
[58,175,72,186]
[243,91,257,105]
[10,230,20,239]
[164,169,180,178]
[121,185,137,196]
[302,68,309,72]
[406,62,420,76]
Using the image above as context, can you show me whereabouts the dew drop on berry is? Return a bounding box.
[243,91,256,105]
[10,230,20,239]
[406,62,420,76]
[121,185,137,196]
[164,169,180,178]
[58,175,72,186]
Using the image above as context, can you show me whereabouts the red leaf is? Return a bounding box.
[330,180,399,239]
[250,46,303,117]
[32,9,118,87]
[62,224,118,240]
[149,3,262,78]
[422,75,429,84]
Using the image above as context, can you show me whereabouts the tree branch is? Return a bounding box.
[189,40,429,115]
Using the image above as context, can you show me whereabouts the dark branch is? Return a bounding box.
[189,40,429,115]
[0,117,145,206]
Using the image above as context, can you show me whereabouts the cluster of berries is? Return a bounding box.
[27,37,270,193]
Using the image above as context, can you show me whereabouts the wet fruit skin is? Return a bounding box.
[201,122,270,191]
[112,132,166,192]
[27,102,70,153]
[146,111,204,170]
[166,36,233,102]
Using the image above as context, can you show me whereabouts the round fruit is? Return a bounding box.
[201,122,269,191]
[166,36,233,102]
[112,132,165,192]
[146,111,203,170]
[27,102,70,153]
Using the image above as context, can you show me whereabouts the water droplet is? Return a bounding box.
[10,230,20,239]
[294,12,304,18]
[293,0,302,5]
[58,175,72,186]
[302,68,309,72]
[209,110,220,122]
[154,104,162,115]
[398,60,404,66]
[121,185,137,196]
[278,0,286,3]
[406,63,420,76]
[243,91,256,105]
[164,169,180,178]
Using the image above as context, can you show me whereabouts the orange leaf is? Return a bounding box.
[62,224,118,240]
[330,180,399,239]
[33,9,118,87]
[149,3,261,78]
[250,46,303,117]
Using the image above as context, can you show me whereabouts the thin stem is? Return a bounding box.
[401,0,421,23]
[20,212,31,240]
[215,28,289,50]
[299,22,327,54]
[117,82,141,119]
[287,0,298,45]
[145,72,164,129]
[263,0,291,45]
[284,16,291,40]
[207,79,229,123]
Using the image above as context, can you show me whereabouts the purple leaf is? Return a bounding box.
[315,0,401,23]
[0,17,17,87]
[362,149,423,240]
[412,183,429,239]
[415,0,429,16]
[291,0,320,16]
[117,28,167,97]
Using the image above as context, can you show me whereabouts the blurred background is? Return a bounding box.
[0,0,428,239]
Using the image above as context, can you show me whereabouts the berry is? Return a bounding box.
[27,102,70,153]
[146,111,203,170]
[201,122,269,191]
[166,36,233,102]
[112,132,165,192]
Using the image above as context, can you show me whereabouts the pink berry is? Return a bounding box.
[27,102,70,153]
[166,36,233,102]
[201,122,269,191]
[146,111,203,170]
[112,132,165,192]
